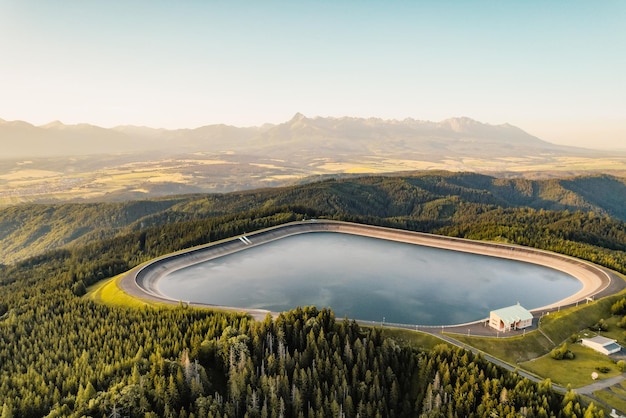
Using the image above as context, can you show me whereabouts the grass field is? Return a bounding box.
[379,327,453,351]
[593,381,626,414]
[2,151,625,205]
[539,294,626,346]
[86,274,165,308]
[521,343,622,387]
[450,330,555,364]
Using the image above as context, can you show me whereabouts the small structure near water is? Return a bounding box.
[581,336,622,355]
[489,304,533,332]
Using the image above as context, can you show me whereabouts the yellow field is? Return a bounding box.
[1,153,625,205]
[86,275,163,308]
[0,169,63,180]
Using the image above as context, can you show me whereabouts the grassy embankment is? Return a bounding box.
[378,327,452,352]
[86,274,165,308]
[593,380,626,413]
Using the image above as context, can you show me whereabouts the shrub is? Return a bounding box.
[71,281,87,296]
[617,360,626,372]
[611,298,626,315]
[618,316,626,329]
[551,343,575,360]
[590,319,608,332]
[595,366,611,374]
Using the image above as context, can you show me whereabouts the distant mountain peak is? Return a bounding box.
[0,119,35,129]
[0,113,599,161]
[441,117,485,132]
[290,112,307,122]
[40,120,66,129]
[283,112,317,132]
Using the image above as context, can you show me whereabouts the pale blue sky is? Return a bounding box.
[1,1,625,148]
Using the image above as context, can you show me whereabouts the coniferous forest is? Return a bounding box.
[1,172,625,417]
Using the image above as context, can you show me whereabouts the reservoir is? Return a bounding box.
[157,232,582,325]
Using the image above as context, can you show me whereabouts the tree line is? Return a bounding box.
[2,171,626,266]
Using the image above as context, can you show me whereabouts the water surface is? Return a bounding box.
[158,233,581,325]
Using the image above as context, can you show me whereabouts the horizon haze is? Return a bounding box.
[1,1,625,149]
[2,113,625,205]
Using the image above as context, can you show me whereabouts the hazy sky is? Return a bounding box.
[1,1,625,148]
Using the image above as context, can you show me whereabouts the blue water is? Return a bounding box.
[157,232,582,325]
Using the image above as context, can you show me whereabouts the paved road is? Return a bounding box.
[575,374,626,395]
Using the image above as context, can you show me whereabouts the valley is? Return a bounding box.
[2,115,625,205]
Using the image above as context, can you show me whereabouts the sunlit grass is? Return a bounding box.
[608,385,626,399]
[378,327,452,351]
[521,343,621,388]
[540,289,626,345]
[2,152,625,206]
[0,169,61,180]
[345,167,376,174]
[593,388,626,414]
[451,330,554,364]
[86,274,164,308]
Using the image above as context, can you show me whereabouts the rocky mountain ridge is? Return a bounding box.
[1,114,595,159]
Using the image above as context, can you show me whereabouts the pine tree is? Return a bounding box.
[1,403,13,418]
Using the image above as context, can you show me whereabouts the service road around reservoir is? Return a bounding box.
[118,220,620,322]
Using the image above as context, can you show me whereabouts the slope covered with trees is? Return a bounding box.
[1,172,626,265]
[1,172,625,416]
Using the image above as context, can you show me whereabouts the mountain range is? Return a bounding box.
[1,114,625,204]
[0,113,598,158]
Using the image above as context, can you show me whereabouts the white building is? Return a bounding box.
[489,304,533,332]
[581,336,622,355]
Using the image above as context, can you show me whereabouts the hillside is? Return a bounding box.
[1,171,625,265]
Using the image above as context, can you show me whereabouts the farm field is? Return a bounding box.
[2,152,626,205]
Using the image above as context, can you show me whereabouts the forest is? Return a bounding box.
[2,171,626,265]
[1,172,626,417]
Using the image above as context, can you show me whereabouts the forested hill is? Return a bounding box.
[1,171,625,265]
[1,172,624,416]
